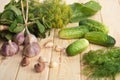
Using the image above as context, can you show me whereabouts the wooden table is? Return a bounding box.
[0,0,120,80]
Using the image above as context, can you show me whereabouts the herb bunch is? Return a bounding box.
[0,0,101,40]
[0,0,72,40]
[82,47,120,80]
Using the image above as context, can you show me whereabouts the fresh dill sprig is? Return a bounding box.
[82,47,120,80]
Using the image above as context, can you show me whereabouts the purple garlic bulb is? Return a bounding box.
[1,40,19,56]
[14,29,25,45]
[24,33,37,45]
[24,27,37,45]
[23,42,40,57]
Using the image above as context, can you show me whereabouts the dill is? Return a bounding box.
[82,47,120,80]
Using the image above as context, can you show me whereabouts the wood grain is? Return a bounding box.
[0,0,120,80]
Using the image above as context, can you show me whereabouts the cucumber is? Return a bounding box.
[85,32,116,47]
[58,26,89,39]
[66,39,89,56]
[79,19,109,34]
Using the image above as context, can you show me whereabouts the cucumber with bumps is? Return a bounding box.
[58,26,89,39]
[85,32,116,47]
[66,39,89,56]
[79,19,109,34]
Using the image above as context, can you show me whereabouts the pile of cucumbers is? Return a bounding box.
[58,19,116,56]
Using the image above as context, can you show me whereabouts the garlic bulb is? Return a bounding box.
[22,27,40,57]
[23,42,40,57]
[14,29,25,45]
[1,40,19,56]
[24,27,37,45]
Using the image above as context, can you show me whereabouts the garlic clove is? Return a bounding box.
[23,42,40,57]
[44,40,53,48]
[1,40,19,56]
[21,57,30,67]
[34,62,45,73]
[55,45,64,52]
[49,61,58,68]
[14,29,25,45]
[38,56,47,63]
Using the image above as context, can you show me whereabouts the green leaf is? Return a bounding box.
[16,15,24,23]
[84,1,101,12]
[70,3,86,22]
[13,25,24,33]
[70,1,101,23]
[0,13,2,17]
[0,31,13,40]
[0,10,15,21]
[6,5,21,16]
[28,13,35,21]
[0,19,13,25]
[9,20,17,32]
[81,1,101,16]
[36,20,45,33]
[5,33,13,40]
[10,6,21,16]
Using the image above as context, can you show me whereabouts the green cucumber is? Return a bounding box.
[58,26,89,39]
[79,19,109,34]
[85,32,116,47]
[66,39,89,56]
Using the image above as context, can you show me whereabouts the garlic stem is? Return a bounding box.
[8,40,13,47]
[25,0,29,24]
[20,0,26,22]
[21,0,29,27]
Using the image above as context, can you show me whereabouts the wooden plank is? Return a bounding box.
[93,0,120,80]
[16,29,54,80]
[0,0,10,12]
[0,0,120,80]
[98,0,120,46]
[48,23,81,80]
[0,1,22,80]
[80,0,105,80]
[0,47,22,80]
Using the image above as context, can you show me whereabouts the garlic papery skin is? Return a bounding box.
[23,42,40,57]
[24,27,37,45]
[1,40,19,56]
[14,29,25,45]
[24,33,37,45]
